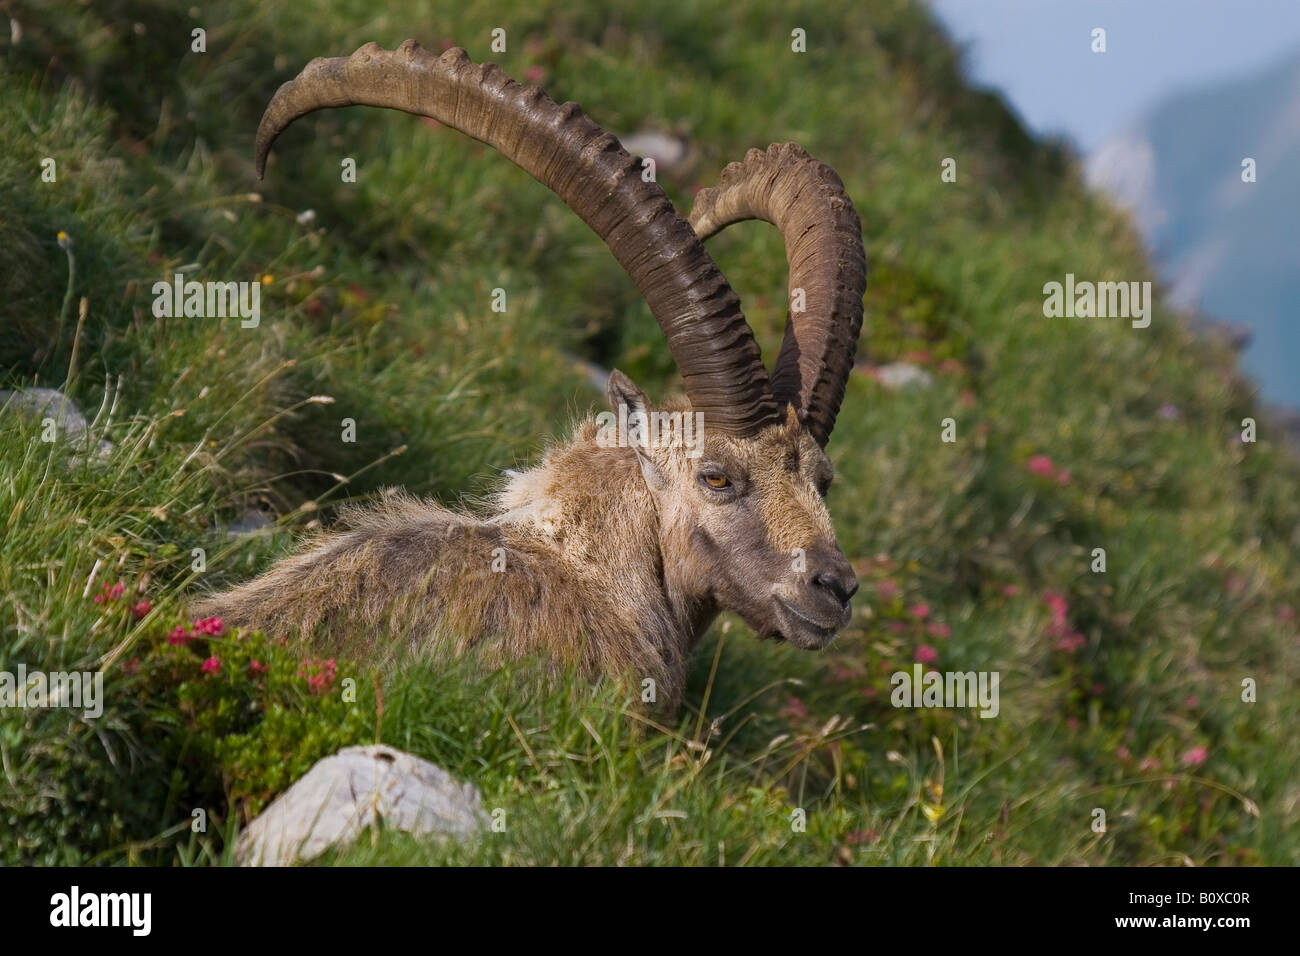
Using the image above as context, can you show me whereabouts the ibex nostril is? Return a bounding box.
[814,570,856,605]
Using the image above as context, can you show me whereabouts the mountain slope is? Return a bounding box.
[1,0,1297,865]
[1087,50,1300,407]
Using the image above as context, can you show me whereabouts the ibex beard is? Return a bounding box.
[194,39,867,714]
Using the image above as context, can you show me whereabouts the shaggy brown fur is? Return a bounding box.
[193,381,857,712]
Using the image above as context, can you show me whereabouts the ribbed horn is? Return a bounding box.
[255,40,783,437]
[689,143,865,446]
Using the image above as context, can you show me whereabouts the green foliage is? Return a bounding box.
[1,0,1297,866]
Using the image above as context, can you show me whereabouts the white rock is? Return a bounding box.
[873,362,935,391]
[235,744,485,866]
[0,387,114,458]
[619,129,690,175]
[0,386,89,432]
[225,507,274,537]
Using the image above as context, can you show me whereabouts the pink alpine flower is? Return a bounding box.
[1026,455,1055,478]
[131,600,152,619]
[1043,591,1069,634]
[1056,632,1086,653]
[92,581,126,604]
[1182,746,1208,767]
[914,644,938,664]
[299,657,337,695]
[778,697,809,722]
[200,656,221,675]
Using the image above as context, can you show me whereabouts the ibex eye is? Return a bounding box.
[702,473,731,489]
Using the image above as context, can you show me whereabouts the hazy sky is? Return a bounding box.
[925,0,1300,152]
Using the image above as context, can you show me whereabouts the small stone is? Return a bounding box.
[0,387,114,458]
[872,363,935,391]
[225,507,274,537]
[619,130,690,176]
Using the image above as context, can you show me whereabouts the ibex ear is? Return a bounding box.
[606,368,648,418]
[607,369,667,492]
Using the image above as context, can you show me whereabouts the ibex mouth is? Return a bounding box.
[774,596,846,649]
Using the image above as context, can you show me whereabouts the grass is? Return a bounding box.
[1,0,1297,866]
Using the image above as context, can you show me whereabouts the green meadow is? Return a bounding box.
[2,0,1296,865]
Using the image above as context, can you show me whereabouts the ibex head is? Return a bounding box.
[604,139,865,649]
[607,373,856,649]
[254,41,866,656]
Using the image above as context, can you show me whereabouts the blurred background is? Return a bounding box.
[930,0,1300,410]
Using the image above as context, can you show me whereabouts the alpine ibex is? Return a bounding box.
[196,40,867,711]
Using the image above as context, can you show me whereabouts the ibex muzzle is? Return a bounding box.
[197,40,867,712]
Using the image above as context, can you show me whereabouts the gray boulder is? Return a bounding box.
[235,744,486,866]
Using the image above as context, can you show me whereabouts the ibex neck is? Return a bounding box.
[491,420,705,654]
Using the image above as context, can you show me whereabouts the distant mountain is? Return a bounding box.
[1086,50,1300,408]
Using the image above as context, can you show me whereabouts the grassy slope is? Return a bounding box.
[1,0,1297,865]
